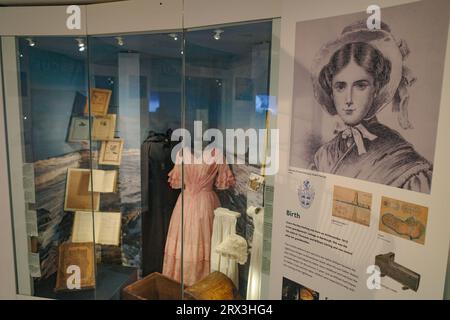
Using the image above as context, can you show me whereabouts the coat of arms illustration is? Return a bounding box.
[298,180,315,209]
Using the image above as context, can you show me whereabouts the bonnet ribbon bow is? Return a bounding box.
[341,124,378,156]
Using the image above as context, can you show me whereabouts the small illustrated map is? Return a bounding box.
[332,185,372,226]
[379,197,428,245]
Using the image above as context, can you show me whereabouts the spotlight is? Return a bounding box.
[26,38,35,47]
[169,33,178,41]
[213,30,224,40]
[116,36,124,46]
[76,38,86,52]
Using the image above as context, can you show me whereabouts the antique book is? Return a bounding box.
[67,116,90,142]
[92,114,116,141]
[88,169,118,193]
[64,168,100,212]
[84,88,112,116]
[99,139,124,166]
[55,242,95,292]
[72,211,122,246]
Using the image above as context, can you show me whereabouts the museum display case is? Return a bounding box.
[2,0,450,302]
[0,7,279,299]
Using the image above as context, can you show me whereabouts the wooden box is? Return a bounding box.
[122,272,182,300]
[122,271,240,300]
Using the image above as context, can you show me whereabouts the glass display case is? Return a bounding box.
[1,18,279,300]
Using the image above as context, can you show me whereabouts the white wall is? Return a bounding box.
[0,42,18,300]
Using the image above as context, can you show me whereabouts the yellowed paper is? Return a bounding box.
[97,212,122,245]
[72,211,121,246]
[332,185,372,227]
[84,88,112,116]
[99,139,124,166]
[92,114,116,141]
[88,169,117,193]
[64,168,100,212]
[379,197,428,245]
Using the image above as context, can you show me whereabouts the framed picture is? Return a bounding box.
[67,116,90,142]
[99,139,124,166]
[92,114,116,141]
[64,168,100,212]
[84,88,112,116]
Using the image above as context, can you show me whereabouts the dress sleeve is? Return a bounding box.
[401,170,432,194]
[168,150,182,189]
[215,162,236,190]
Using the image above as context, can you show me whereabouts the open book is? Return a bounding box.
[72,211,122,246]
[64,168,100,212]
[89,169,118,193]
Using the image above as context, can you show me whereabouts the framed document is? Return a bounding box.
[84,88,111,116]
[64,168,100,212]
[99,139,124,166]
[92,114,116,141]
[67,116,90,142]
[55,242,95,292]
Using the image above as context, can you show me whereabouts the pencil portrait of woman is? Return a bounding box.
[311,20,434,193]
[290,4,450,195]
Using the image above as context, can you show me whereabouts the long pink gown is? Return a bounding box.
[162,148,235,286]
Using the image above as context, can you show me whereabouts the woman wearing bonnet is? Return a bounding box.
[310,20,432,193]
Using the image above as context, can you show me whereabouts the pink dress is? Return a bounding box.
[162,148,235,286]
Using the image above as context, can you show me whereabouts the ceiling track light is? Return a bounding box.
[116,36,124,46]
[213,29,224,40]
[169,33,178,41]
[76,38,86,52]
[26,38,36,47]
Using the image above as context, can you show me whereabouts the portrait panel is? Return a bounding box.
[289,0,450,194]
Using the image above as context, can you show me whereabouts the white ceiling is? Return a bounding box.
[0,0,122,6]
